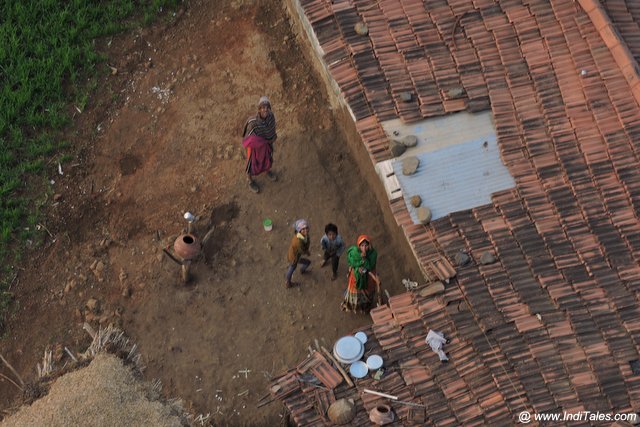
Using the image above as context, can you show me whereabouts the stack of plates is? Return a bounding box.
[333,336,364,364]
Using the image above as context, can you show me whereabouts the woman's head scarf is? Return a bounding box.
[258,96,271,108]
[243,97,276,140]
[357,235,371,247]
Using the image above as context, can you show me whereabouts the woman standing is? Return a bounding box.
[242,96,277,193]
[341,235,380,313]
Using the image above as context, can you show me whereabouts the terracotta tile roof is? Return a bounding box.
[274,0,640,424]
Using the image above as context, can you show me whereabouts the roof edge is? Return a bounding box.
[576,0,640,103]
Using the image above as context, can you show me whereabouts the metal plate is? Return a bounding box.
[333,336,364,364]
[366,354,383,370]
[335,344,364,364]
[354,331,368,344]
[349,361,368,379]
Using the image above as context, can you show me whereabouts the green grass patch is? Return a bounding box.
[144,0,182,25]
[0,0,180,331]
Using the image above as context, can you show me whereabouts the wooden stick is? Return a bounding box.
[363,388,397,400]
[0,373,22,391]
[201,225,216,245]
[363,388,427,408]
[0,354,24,387]
[64,347,78,362]
[368,271,381,285]
[257,392,275,408]
[83,322,97,339]
[320,346,354,388]
[368,272,383,306]
[181,261,191,283]
[162,248,184,265]
[394,399,427,408]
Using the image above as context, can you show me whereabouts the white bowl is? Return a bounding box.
[349,361,368,379]
[366,354,383,370]
[354,331,368,344]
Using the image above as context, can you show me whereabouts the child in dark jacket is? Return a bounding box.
[285,219,311,288]
[320,223,345,280]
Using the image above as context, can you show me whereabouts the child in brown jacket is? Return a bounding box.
[285,219,311,288]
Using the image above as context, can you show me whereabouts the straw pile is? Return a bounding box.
[1,326,190,427]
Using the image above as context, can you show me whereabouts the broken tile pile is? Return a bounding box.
[270,0,640,424]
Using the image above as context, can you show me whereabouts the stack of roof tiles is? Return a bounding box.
[270,0,640,424]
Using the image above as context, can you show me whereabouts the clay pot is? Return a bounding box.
[173,234,200,260]
[327,398,356,425]
[369,404,395,425]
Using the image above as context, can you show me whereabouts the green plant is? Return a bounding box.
[59,154,74,164]
[144,0,181,25]
[0,0,181,332]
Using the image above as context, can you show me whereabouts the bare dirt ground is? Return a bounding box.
[0,0,422,424]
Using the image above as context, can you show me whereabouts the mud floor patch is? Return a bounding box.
[119,154,141,176]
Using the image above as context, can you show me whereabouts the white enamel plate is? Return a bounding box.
[349,361,368,379]
[333,336,364,364]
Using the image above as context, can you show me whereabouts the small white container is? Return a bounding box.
[354,331,368,344]
[366,355,384,370]
[349,361,368,378]
[263,218,273,231]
